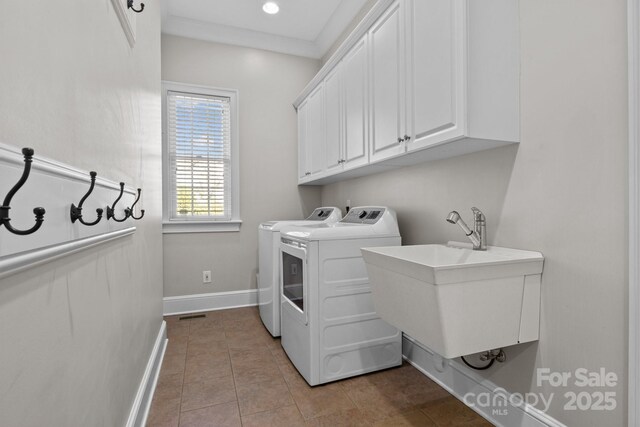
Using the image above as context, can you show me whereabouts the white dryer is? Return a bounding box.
[279,206,402,386]
[258,207,342,337]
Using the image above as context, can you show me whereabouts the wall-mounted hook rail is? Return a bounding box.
[70,171,104,226]
[126,188,145,220]
[106,182,130,222]
[0,148,46,235]
[127,0,144,13]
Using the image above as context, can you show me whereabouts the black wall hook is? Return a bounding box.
[0,148,46,235]
[106,182,130,222]
[127,0,144,13]
[126,188,145,220]
[70,171,104,226]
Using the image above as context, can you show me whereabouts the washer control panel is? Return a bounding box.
[341,207,385,224]
[307,208,335,220]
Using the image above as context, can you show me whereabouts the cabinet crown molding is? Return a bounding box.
[293,0,394,110]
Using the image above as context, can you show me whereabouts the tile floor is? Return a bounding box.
[146,307,493,427]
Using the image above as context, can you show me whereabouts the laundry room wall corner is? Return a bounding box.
[161,35,322,300]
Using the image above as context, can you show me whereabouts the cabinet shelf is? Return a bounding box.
[299,136,515,186]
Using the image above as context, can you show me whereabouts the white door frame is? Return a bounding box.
[629,0,640,425]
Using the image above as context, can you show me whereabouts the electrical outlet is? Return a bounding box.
[203,270,212,284]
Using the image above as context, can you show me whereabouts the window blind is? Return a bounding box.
[167,90,232,220]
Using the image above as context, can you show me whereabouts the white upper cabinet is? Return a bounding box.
[298,84,325,182]
[294,0,519,185]
[306,84,325,177]
[369,1,406,163]
[464,0,519,143]
[405,0,519,152]
[405,0,460,148]
[297,99,309,181]
[322,36,370,176]
[324,65,342,174]
[341,36,369,170]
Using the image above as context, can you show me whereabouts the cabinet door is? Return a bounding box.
[297,100,309,181]
[369,1,405,163]
[342,36,369,170]
[324,65,343,173]
[406,0,464,151]
[306,84,325,177]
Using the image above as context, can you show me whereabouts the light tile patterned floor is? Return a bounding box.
[146,307,493,427]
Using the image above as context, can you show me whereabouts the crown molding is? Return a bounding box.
[314,0,372,55]
[162,15,323,58]
[161,0,375,59]
[292,0,394,108]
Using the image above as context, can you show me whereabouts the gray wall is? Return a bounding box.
[0,2,163,426]
[320,0,628,425]
[162,35,322,297]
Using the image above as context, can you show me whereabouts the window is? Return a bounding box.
[162,82,240,233]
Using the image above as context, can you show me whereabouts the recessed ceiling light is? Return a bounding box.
[262,1,279,15]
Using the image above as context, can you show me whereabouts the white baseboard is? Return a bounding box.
[402,335,566,427]
[126,321,168,427]
[163,289,258,316]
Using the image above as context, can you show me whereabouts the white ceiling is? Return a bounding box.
[161,0,369,59]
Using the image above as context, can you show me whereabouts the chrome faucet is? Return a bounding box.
[446,207,487,251]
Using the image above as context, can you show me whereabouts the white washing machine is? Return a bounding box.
[279,206,402,386]
[258,207,342,337]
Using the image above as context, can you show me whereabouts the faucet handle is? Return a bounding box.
[471,207,485,221]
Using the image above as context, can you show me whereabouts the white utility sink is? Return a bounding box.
[361,242,544,359]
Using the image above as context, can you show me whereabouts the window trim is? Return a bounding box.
[162,81,241,233]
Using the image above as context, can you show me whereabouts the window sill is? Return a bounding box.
[162,220,242,234]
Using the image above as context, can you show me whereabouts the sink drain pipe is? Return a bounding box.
[461,349,506,370]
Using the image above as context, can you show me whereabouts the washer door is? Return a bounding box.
[280,241,308,325]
